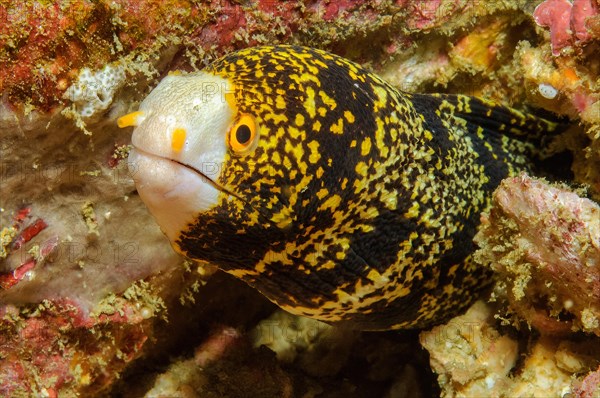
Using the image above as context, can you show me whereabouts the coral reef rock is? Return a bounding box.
[475,174,600,337]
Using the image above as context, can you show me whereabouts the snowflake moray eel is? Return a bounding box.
[119,45,562,330]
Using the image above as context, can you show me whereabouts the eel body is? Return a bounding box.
[119,45,560,329]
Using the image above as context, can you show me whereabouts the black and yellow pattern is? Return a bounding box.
[176,45,561,329]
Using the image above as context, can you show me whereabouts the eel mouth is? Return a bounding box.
[171,158,226,193]
[129,146,226,194]
[128,146,253,217]
[129,146,282,236]
[169,158,246,203]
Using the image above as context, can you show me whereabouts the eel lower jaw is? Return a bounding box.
[127,147,222,243]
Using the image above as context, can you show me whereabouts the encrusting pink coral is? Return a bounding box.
[572,0,600,41]
[534,0,599,55]
[534,0,579,55]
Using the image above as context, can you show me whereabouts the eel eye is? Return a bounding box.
[229,113,259,154]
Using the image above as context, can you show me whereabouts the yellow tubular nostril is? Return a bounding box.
[171,128,187,152]
[117,111,145,128]
[225,91,237,109]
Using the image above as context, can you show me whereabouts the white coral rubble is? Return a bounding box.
[64,64,126,118]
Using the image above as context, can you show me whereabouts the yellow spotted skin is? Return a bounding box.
[176,45,562,330]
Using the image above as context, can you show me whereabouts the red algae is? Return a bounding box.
[0,299,151,397]
[0,0,206,112]
[406,0,445,30]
